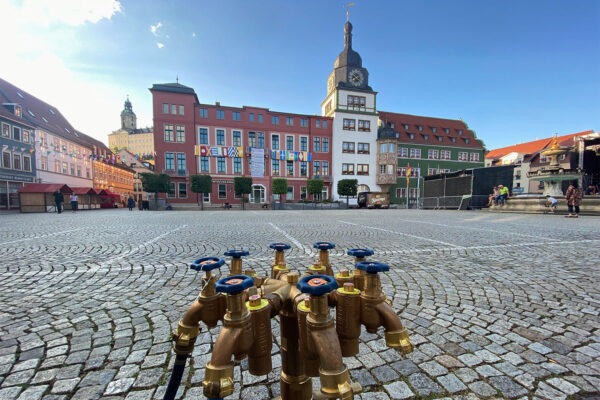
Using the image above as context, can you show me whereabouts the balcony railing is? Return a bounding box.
[337,104,377,113]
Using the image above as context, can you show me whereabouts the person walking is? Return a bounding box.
[127,195,135,211]
[565,181,583,218]
[70,194,78,213]
[53,190,64,214]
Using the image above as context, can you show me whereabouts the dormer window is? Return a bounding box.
[65,127,70,133]
[49,109,55,115]
[431,127,437,133]
[437,136,443,142]
[451,137,456,142]
[17,91,24,98]
[464,138,470,144]
[14,105,21,117]
[42,117,48,123]
[408,133,415,139]
[458,129,463,135]
[444,128,450,134]
[423,134,429,140]
[390,122,395,129]
[403,124,409,130]
[417,125,423,132]
[28,110,35,117]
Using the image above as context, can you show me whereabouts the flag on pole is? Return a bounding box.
[406,163,411,187]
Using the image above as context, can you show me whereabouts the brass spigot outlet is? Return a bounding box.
[272,250,285,267]
[316,367,361,400]
[229,258,243,276]
[363,273,383,298]
[203,363,234,398]
[385,328,413,354]
[309,262,326,275]
[308,295,329,323]
[285,272,299,285]
[225,292,249,321]
[171,321,199,355]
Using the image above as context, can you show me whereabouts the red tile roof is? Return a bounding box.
[378,111,485,149]
[485,130,593,159]
[18,183,73,194]
[70,187,98,195]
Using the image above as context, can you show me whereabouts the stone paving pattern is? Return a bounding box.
[0,209,599,400]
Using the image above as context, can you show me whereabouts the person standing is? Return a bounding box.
[565,181,583,218]
[127,195,135,211]
[53,190,64,214]
[70,194,79,213]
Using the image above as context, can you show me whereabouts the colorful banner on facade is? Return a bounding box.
[195,145,244,158]
[251,148,265,178]
[269,150,312,162]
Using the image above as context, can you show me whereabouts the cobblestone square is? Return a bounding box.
[1,209,599,399]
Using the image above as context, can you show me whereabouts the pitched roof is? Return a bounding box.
[150,82,196,95]
[485,130,593,159]
[18,183,73,194]
[70,187,98,195]
[378,111,485,150]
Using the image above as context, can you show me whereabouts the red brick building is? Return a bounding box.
[150,82,333,205]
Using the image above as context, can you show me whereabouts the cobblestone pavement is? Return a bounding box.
[0,209,599,400]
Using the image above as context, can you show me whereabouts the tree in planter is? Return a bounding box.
[337,179,358,208]
[271,178,287,210]
[190,174,212,210]
[234,177,252,210]
[307,179,324,208]
[140,172,170,209]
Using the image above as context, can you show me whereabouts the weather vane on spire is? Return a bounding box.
[345,2,354,21]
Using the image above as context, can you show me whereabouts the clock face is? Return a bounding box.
[327,76,334,93]
[349,69,364,87]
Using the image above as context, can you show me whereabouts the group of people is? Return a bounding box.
[543,182,584,217]
[488,184,510,206]
[52,191,140,213]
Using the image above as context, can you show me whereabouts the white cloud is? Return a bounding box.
[0,0,122,27]
[150,21,162,36]
[156,42,164,49]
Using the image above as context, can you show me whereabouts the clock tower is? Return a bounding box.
[322,18,379,200]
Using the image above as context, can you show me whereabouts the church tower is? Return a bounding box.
[120,96,137,131]
[322,18,379,199]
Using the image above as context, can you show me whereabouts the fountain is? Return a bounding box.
[527,135,580,196]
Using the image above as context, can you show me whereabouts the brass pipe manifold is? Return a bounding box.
[246,295,273,375]
[335,283,361,357]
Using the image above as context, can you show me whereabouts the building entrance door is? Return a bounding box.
[250,185,265,203]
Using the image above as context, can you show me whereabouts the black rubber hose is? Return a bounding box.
[163,354,188,400]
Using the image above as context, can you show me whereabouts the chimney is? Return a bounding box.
[215,101,220,106]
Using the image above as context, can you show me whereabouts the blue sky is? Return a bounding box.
[1,0,598,150]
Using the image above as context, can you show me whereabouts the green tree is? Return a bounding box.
[307,179,324,206]
[271,178,287,210]
[234,177,252,210]
[190,174,212,210]
[140,173,170,209]
[337,179,358,207]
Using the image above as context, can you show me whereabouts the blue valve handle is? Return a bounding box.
[215,275,254,294]
[224,249,250,258]
[190,257,225,272]
[296,275,338,296]
[347,248,374,258]
[269,243,291,251]
[313,241,335,250]
[355,261,389,274]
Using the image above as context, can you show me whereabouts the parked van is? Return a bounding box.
[357,192,390,209]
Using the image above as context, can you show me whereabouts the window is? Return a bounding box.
[300,137,308,152]
[249,113,254,122]
[286,136,293,151]
[165,152,175,170]
[248,132,256,148]
[162,103,169,114]
[258,114,263,123]
[398,147,408,158]
[357,164,369,175]
[432,127,437,133]
[272,116,279,125]
[176,125,185,142]
[436,136,443,142]
[458,129,463,135]
[234,158,242,174]
[343,119,356,130]
[218,184,227,199]
[440,150,451,160]
[322,120,327,129]
[233,131,241,146]
[76,165,80,176]
[428,149,439,159]
[342,163,354,175]
[379,165,386,174]
[444,128,450,134]
[357,142,370,154]
[199,108,208,118]
[464,138,470,144]
[200,156,209,172]
[286,160,294,176]
[450,137,456,143]
[23,130,30,144]
[388,143,395,153]
[300,118,308,127]
[272,134,279,150]
[396,188,406,198]
[470,153,480,162]
[271,159,280,176]
[347,95,366,107]
[322,161,329,176]
[257,132,265,148]
[313,161,320,175]
[86,168,90,179]
[286,117,293,126]
[164,124,174,142]
[1,123,9,137]
[286,186,294,201]
[300,161,307,176]
[232,111,241,121]
[177,153,186,172]
[379,143,387,153]
[203,193,210,203]
[428,168,437,175]
[423,135,429,140]
[171,104,177,114]
[54,160,59,173]
[217,157,226,173]
[198,128,208,144]
[178,105,184,115]
[62,162,68,174]
[313,137,320,152]
[217,110,225,120]
[417,125,423,132]
[316,120,321,128]
[301,186,307,200]
[458,152,468,161]
[410,148,421,158]
[13,127,21,141]
[322,138,329,152]
[217,129,225,145]
[2,151,10,168]
[358,120,371,131]
[343,142,355,153]
[408,133,415,139]
[168,182,176,198]
[40,156,47,171]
